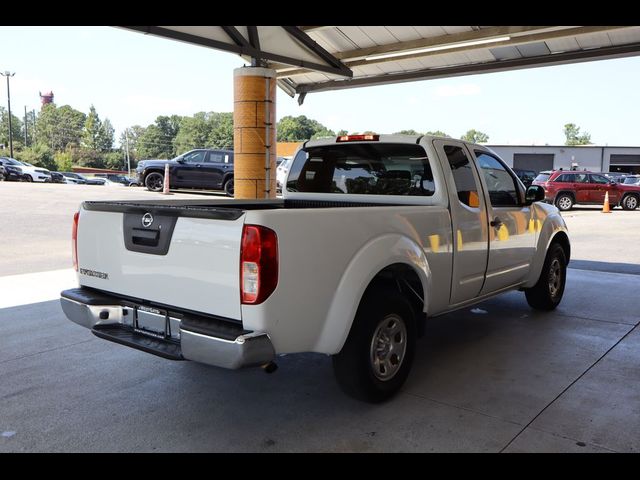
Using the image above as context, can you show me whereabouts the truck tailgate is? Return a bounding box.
[75,202,245,321]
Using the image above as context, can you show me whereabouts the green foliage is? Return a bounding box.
[15,144,56,170]
[0,106,23,149]
[394,129,420,135]
[173,112,234,154]
[337,129,348,136]
[54,151,73,171]
[36,104,86,151]
[461,129,489,143]
[136,115,182,159]
[103,150,126,170]
[208,112,234,149]
[425,130,449,137]
[119,125,146,164]
[563,123,592,146]
[277,115,335,141]
[82,105,115,152]
[70,147,105,169]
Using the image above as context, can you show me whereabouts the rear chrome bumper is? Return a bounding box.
[60,288,274,369]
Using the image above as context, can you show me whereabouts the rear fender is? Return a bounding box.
[314,234,431,354]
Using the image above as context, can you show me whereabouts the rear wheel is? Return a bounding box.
[555,193,573,211]
[524,243,567,311]
[333,287,416,403]
[144,172,164,192]
[622,194,639,210]
[223,177,234,197]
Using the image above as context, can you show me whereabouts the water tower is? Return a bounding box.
[39,91,54,108]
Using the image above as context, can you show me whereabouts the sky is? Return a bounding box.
[2,25,640,146]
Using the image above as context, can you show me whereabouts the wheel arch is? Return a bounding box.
[523,214,571,288]
[314,234,431,355]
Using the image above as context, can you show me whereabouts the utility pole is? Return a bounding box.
[1,71,16,158]
[125,129,131,176]
[24,106,28,147]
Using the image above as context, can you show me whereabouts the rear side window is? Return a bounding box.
[443,145,480,208]
[286,143,434,196]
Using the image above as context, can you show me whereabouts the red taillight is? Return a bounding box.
[336,134,379,142]
[240,225,278,304]
[72,211,79,271]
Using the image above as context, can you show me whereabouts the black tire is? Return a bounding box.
[554,193,573,211]
[622,194,639,210]
[524,243,567,311]
[23,174,33,182]
[332,287,416,403]
[223,177,234,197]
[144,172,164,192]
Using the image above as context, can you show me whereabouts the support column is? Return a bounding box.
[233,67,277,199]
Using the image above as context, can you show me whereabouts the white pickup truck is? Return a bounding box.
[61,134,570,402]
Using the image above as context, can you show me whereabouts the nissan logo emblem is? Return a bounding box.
[141,213,154,228]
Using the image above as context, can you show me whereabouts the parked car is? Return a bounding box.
[91,177,125,187]
[603,172,628,183]
[50,171,67,184]
[276,157,293,192]
[61,172,103,185]
[0,158,23,181]
[136,149,234,196]
[533,169,640,211]
[622,175,640,186]
[94,173,138,186]
[0,164,5,181]
[0,157,51,182]
[512,168,537,188]
[62,134,569,403]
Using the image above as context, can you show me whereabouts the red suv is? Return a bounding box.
[532,170,640,211]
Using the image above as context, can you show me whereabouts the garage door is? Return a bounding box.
[513,154,555,172]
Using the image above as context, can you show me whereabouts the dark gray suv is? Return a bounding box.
[136,149,234,196]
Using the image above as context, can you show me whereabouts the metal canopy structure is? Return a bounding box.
[123,26,640,102]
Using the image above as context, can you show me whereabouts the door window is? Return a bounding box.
[590,174,610,184]
[475,152,519,207]
[183,151,206,163]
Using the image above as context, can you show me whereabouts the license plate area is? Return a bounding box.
[127,305,181,341]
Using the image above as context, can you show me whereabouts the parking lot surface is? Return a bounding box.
[1,182,639,452]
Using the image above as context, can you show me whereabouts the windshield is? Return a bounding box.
[286,143,435,196]
[624,177,640,184]
[2,158,22,166]
[534,173,551,182]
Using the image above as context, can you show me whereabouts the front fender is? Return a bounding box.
[523,207,570,288]
[313,234,431,354]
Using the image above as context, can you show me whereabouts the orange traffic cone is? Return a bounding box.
[162,163,172,195]
[602,191,611,213]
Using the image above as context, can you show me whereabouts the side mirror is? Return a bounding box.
[176,158,185,164]
[524,185,545,205]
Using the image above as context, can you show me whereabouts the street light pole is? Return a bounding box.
[1,71,16,158]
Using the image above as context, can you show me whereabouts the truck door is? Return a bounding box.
[589,173,621,204]
[179,150,208,186]
[433,139,489,305]
[471,149,537,294]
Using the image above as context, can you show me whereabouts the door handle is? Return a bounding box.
[490,217,503,228]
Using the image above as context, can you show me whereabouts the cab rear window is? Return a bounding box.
[286,144,435,197]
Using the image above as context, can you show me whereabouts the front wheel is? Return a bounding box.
[223,178,234,197]
[332,287,416,403]
[622,194,639,210]
[144,172,164,192]
[23,174,33,182]
[555,193,573,211]
[524,243,567,311]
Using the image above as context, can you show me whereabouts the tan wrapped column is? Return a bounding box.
[233,67,277,199]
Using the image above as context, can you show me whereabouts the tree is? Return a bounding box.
[54,151,73,171]
[36,103,85,151]
[277,115,334,141]
[136,115,182,159]
[174,112,211,153]
[119,125,146,164]
[99,118,115,152]
[563,123,592,146]
[394,129,420,135]
[15,143,56,170]
[208,112,234,149]
[337,129,348,136]
[0,106,23,152]
[461,129,489,143]
[426,130,449,137]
